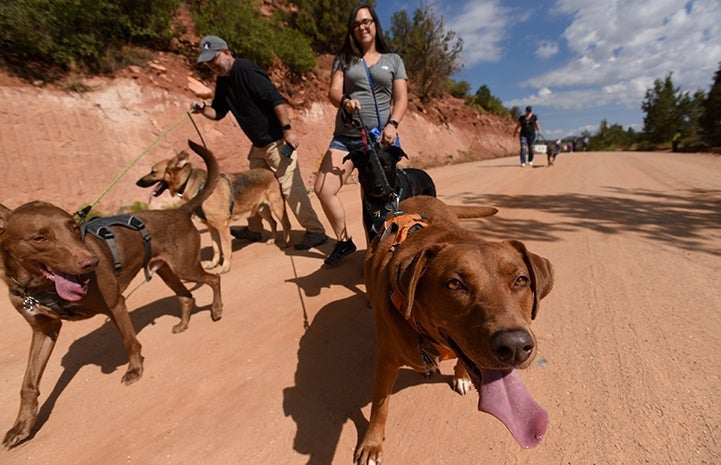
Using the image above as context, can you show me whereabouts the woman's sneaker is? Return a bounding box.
[324,238,357,265]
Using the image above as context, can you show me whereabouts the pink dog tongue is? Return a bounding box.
[479,369,548,448]
[53,271,87,301]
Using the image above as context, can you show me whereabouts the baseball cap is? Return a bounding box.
[197,35,228,63]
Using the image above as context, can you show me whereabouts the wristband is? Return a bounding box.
[386,119,399,129]
[281,123,291,130]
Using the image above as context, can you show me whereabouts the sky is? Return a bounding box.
[375,0,721,139]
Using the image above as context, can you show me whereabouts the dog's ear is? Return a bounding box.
[344,149,365,166]
[392,244,444,319]
[386,145,408,161]
[0,204,12,232]
[507,240,554,319]
[168,150,191,170]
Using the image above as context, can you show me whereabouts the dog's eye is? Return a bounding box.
[514,275,530,287]
[32,235,47,243]
[446,278,466,290]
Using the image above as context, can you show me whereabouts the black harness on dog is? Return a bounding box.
[81,215,152,281]
[364,185,403,236]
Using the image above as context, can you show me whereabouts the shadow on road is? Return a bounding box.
[451,187,721,255]
[29,295,211,440]
[282,292,451,465]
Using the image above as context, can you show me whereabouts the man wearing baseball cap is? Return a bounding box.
[192,35,328,251]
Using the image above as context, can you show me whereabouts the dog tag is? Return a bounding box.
[22,296,39,314]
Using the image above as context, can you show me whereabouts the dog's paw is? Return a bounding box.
[3,421,32,449]
[121,366,143,385]
[354,441,383,465]
[452,362,473,395]
[202,260,219,270]
[211,304,223,322]
[452,376,473,395]
[172,321,189,333]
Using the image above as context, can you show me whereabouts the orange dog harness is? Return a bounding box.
[380,212,428,252]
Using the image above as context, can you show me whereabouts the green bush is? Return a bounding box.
[0,0,179,78]
[191,0,315,74]
[448,79,470,99]
[272,27,316,73]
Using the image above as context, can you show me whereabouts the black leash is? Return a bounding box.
[353,111,398,211]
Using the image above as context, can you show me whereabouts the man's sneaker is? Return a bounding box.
[294,231,328,250]
[521,163,526,167]
[324,238,356,265]
[230,226,262,242]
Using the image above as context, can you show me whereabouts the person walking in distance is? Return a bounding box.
[193,35,328,251]
[313,4,408,265]
[514,106,541,167]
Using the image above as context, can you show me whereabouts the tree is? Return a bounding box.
[591,119,637,150]
[700,62,721,146]
[469,84,508,116]
[640,72,704,145]
[641,73,682,143]
[287,0,375,54]
[387,1,463,101]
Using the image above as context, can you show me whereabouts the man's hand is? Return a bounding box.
[191,102,206,114]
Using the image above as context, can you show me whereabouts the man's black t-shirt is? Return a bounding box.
[212,58,285,147]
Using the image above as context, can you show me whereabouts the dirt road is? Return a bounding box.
[1,151,720,465]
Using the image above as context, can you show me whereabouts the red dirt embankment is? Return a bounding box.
[0,52,516,214]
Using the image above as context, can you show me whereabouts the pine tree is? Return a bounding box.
[700,62,721,146]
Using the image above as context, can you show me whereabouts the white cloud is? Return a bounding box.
[446,0,511,65]
[524,0,721,111]
[536,41,559,59]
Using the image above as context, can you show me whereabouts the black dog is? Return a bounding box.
[344,145,436,240]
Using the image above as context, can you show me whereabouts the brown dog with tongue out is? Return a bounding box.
[356,195,554,465]
[0,140,223,448]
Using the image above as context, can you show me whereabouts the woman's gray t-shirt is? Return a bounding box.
[332,54,407,138]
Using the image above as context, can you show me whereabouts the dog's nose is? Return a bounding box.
[79,255,100,271]
[490,329,534,365]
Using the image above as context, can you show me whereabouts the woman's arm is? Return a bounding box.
[380,78,408,145]
[388,78,408,125]
[329,69,359,114]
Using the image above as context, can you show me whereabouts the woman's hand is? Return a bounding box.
[380,124,397,146]
[342,97,361,115]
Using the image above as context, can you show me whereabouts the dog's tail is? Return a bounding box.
[182,140,220,214]
[447,205,499,219]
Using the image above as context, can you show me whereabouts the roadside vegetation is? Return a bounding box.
[1,0,718,151]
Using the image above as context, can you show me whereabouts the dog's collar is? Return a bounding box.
[7,275,68,317]
[384,213,456,376]
[176,175,192,197]
[390,289,454,377]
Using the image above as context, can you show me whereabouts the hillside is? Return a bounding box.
[0,43,516,213]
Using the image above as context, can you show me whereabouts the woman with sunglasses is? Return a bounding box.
[314,3,408,266]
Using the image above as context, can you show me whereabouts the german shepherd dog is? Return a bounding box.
[0,140,223,448]
[136,151,290,274]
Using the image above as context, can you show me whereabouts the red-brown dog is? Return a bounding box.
[0,140,222,448]
[357,195,553,464]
